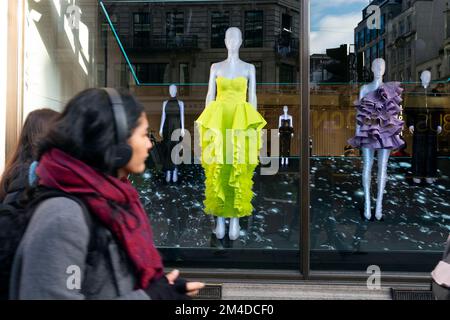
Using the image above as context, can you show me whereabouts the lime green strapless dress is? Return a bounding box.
[195,76,267,218]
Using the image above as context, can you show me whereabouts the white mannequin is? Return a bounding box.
[409,70,442,184]
[159,84,185,183]
[278,106,294,166]
[205,27,257,241]
[357,58,391,221]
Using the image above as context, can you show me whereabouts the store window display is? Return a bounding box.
[348,58,404,221]
[195,27,267,241]
[278,106,294,167]
[159,84,185,183]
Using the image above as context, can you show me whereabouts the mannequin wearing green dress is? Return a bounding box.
[196,27,266,241]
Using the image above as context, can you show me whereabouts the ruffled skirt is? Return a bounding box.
[348,83,405,149]
[195,99,266,218]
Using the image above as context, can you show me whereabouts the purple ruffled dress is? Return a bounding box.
[348,82,405,149]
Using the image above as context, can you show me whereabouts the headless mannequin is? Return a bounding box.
[278,106,294,166]
[205,27,257,241]
[159,84,185,183]
[409,70,442,184]
[357,58,391,221]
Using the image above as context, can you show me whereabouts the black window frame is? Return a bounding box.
[244,10,264,48]
[133,12,151,48]
[210,11,230,48]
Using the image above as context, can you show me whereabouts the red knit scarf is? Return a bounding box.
[36,148,164,289]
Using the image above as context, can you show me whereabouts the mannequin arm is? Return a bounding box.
[278,116,282,128]
[159,101,167,137]
[248,64,257,109]
[205,64,217,107]
[179,101,185,137]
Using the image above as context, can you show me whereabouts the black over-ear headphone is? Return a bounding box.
[102,88,133,169]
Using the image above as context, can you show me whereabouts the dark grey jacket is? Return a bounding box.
[9,197,151,300]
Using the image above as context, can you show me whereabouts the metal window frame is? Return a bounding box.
[6,0,432,285]
[183,0,431,284]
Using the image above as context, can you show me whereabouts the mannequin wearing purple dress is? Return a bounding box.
[348,58,404,221]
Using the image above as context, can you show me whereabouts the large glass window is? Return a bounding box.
[19,0,449,277]
[310,0,450,273]
[99,0,299,270]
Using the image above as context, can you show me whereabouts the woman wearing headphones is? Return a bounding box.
[9,88,204,299]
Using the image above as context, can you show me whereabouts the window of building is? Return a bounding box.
[361,29,365,46]
[381,14,386,34]
[211,11,230,48]
[282,13,292,33]
[379,39,385,59]
[365,48,371,67]
[166,11,184,38]
[406,43,412,60]
[244,11,263,48]
[134,63,170,84]
[133,12,151,48]
[366,26,371,43]
[371,28,377,41]
[371,45,377,61]
[279,63,295,83]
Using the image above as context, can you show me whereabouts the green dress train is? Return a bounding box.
[195,76,267,218]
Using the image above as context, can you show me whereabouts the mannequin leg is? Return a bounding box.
[362,148,375,220]
[281,158,285,166]
[375,149,390,220]
[286,157,289,166]
[214,217,225,239]
[166,171,171,183]
[173,167,178,182]
[229,217,241,241]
